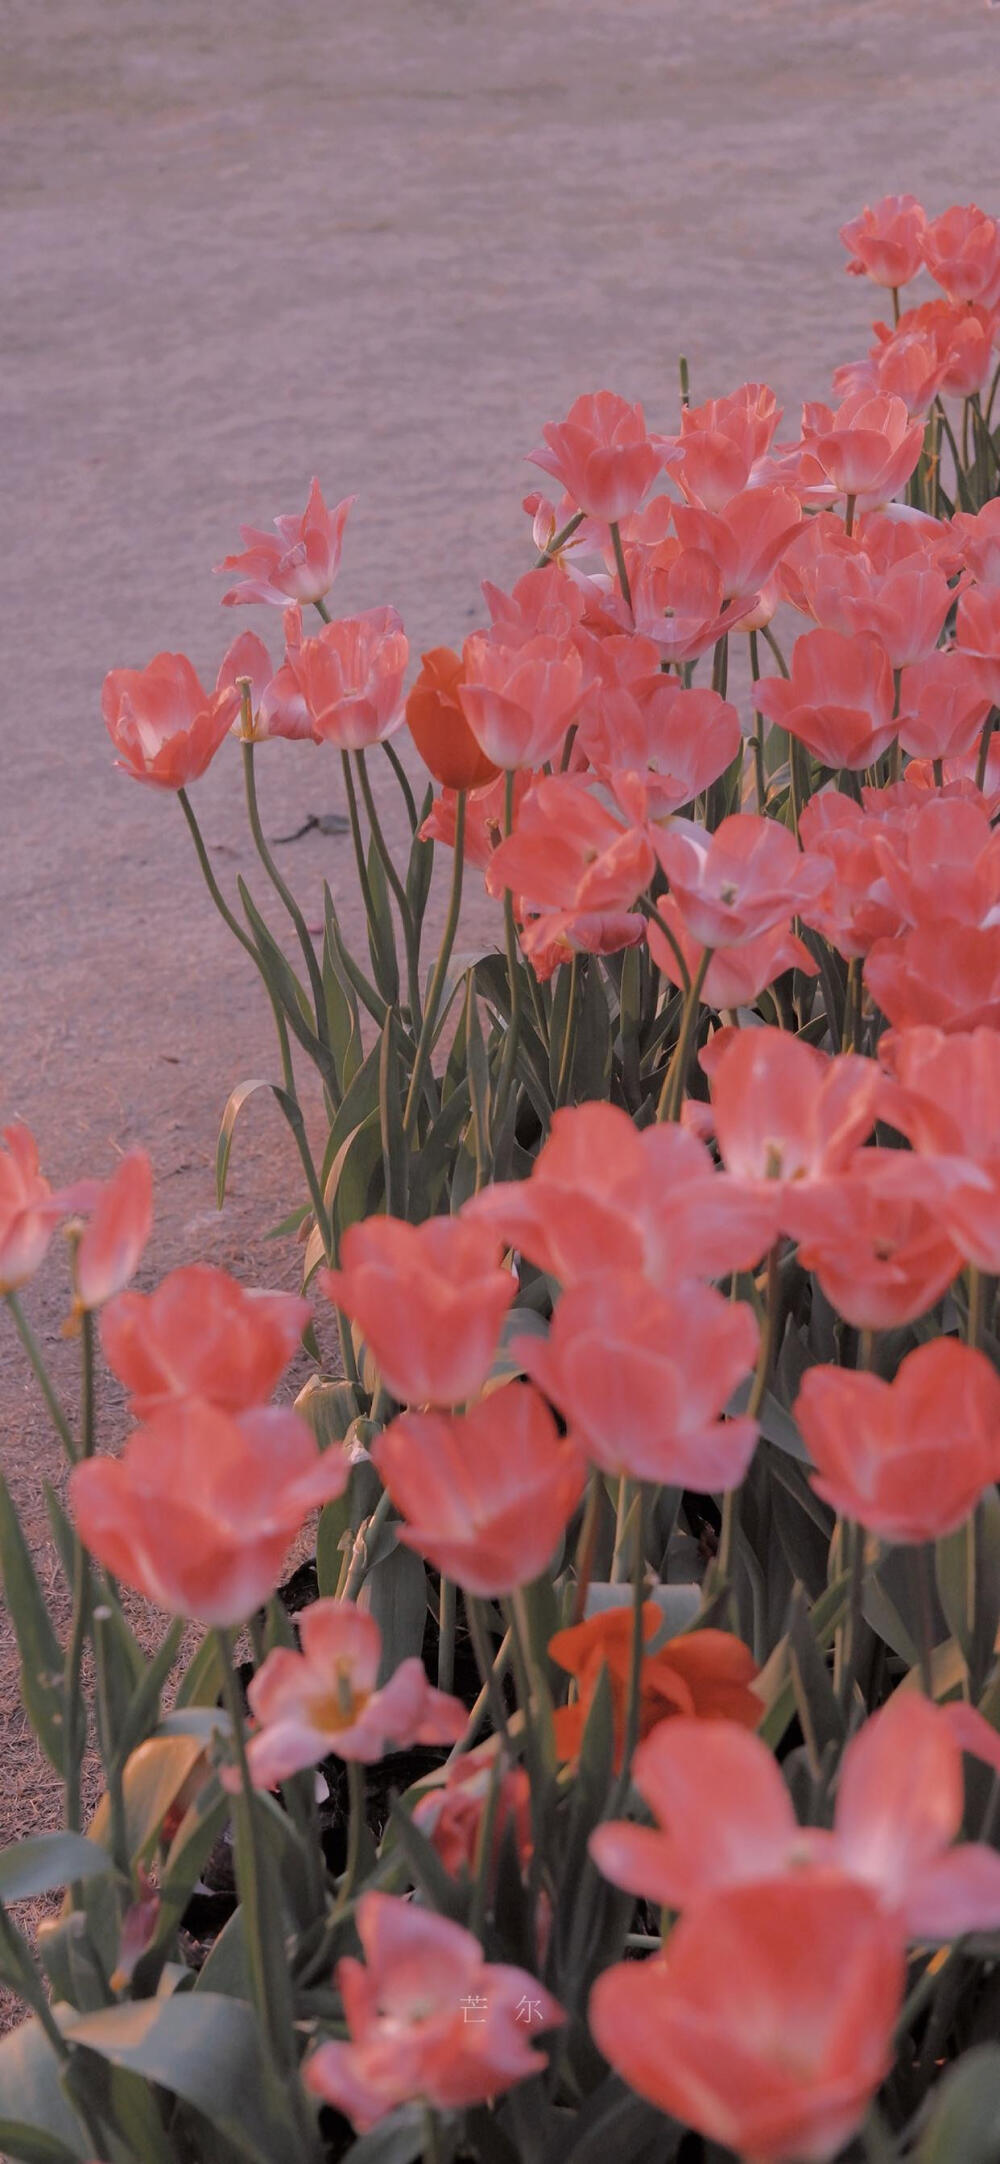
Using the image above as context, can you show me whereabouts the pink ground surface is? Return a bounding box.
[2,0,997,1842]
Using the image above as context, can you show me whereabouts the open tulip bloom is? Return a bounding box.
[7,189,1000,2164]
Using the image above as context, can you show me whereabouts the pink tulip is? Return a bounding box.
[215,478,355,607]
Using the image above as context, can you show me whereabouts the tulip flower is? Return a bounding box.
[648,902,816,1011]
[233,1601,466,1789]
[214,625,312,741]
[102,652,239,789]
[706,1026,881,1192]
[70,1399,349,1625]
[655,381,782,511]
[839,193,928,289]
[548,1606,760,1766]
[405,646,499,790]
[591,1695,1000,1940]
[412,1743,532,1884]
[654,811,828,948]
[528,389,662,524]
[289,606,408,749]
[577,645,742,819]
[789,1155,963,1329]
[0,1124,63,1294]
[951,497,1000,587]
[956,582,1000,704]
[878,1025,1000,1272]
[672,484,802,599]
[304,1893,562,2131]
[590,1878,905,2163]
[798,791,907,959]
[796,1336,1000,1544]
[484,776,657,947]
[371,1386,586,1597]
[921,202,1000,308]
[214,477,355,607]
[483,561,590,646]
[321,1215,515,1408]
[630,541,743,662]
[466,1099,776,1288]
[799,392,924,510]
[753,627,897,769]
[74,1151,153,1314]
[100,1264,310,1416]
[515,1273,759,1489]
[459,632,583,770]
[896,650,992,763]
[866,923,1000,1035]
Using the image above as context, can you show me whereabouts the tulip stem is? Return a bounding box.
[657,947,712,1121]
[354,749,423,1029]
[465,1597,515,1760]
[571,1472,603,1626]
[613,1496,647,1806]
[908,1545,936,1697]
[609,521,633,612]
[534,509,584,568]
[640,897,691,994]
[421,2106,445,2164]
[403,789,466,1136]
[554,954,580,1108]
[241,740,333,1078]
[493,771,524,1146]
[382,736,420,832]
[334,1759,367,1916]
[177,787,259,964]
[216,1630,309,2117]
[748,629,768,815]
[450,1619,514,1760]
[844,493,856,538]
[976,709,997,792]
[5,1293,77,1463]
[437,1575,456,1696]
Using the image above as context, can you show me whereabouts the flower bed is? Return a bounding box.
[3,191,1000,2161]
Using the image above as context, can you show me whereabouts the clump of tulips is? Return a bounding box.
[5,193,1000,2162]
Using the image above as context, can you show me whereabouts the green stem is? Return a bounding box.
[403,788,466,1135]
[611,1496,647,1805]
[534,509,584,567]
[437,1576,456,1696]
[92,1605,129,1879]
[177,787,259,963]
[908,1544,936,1696]
[657,947,712,1121]
[382,736,419,831]
[464,1596,514,1760]
[749,628,768,815]
[554,953,579,1108]
[640,897,691,995]
[355,749,422,1028]
[5,1293,77,1462]
[609,522,633,612]
[844,493,856,538]
[493,771,524,1141]
[976,709,997,793]
[571,1471,603,1626]
[333,1759,366,1916]
[241,739,332,1072]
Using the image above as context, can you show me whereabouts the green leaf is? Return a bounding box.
[329,1109,386,1249]
[365,836,401,1006]
[216,1077,300,1208]
[787,1582,845,1772]
[0,1474,66,1772]
[322,885,362,1094]
[238,880,324,1062]
[379,1008,409,1219]
[0,2019,89,2155]
[0,1834,113,1905]
[67,1995,297,2163]
[110,1617,185,1773]
[360,1543,428,1682]
[915,2043,1000,2162]
[756,1573,850,1750]
[0,2121,83,2164]
[175,1630,225,1710]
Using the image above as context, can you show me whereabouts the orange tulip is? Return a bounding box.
[548,1605,760,1767]
[322,1214,515,1408]
[70,1399,349,1625]
[405,646,500,790]
[589,1877,904,2163]
[796,1337,1000,1544]
[101,1263,310,1416]
[372,1385,586,1597]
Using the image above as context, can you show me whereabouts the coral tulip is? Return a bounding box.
[459,633,583,769]
[466,1100,775,1288]
[70,1399,349,1625]
[372,1386,586,1598]
[753,627,897,769]
[304,1893,562,2130]
[707,1026,881,1191]
[672,485,802,599]
[405,646,499,790]
[866,923,1000,1035]
[789,1157,963,1328]
[420,771,532,867]
[214,624,312,741]
[648,902,816,1010]
[549,1606,760,1766]
[528,390,661,525]
[516,1273,759,1488]
[236,1601,466,1788]
[654,811,827,948]
[484,776,656,942]
[0,1124,63,1294]
[840,194,927,289]
[412,1744,532,1884]
[321,1215,514,1408]
[101,1264,309,1417]
[102,652,239,789]
[589,1878,903,2164]
[796,1337,1000,1544]
[879,1025,1000,1272]
[952,497,1000,588]
[896,650,992,762]
[289,606,408,748]
[799,392,924,509]
[215,478,354,608]
[921,203,1000,308]
[655,382,782,511]
[74,1151,153,1313]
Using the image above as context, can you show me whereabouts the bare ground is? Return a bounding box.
[1,0,998,1967]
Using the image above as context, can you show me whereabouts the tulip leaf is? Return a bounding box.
[67,1994,297,2163]
[216,1077,300,1208]
[379,1007,409,1219]
[364,836,401,1006]
[175,1629,225,1710]
[0,2018,90,2156]
[0,2123,83,2164]
[0,1474,67,1773]
[915,2043,1000,2162]
[0,1834,113,1905]
[360,1541,428,1682]
[343,2105,426,2164]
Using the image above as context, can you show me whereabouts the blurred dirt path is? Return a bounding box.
[2,0,997,1848]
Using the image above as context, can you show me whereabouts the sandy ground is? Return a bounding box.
[2,0,999,1915]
